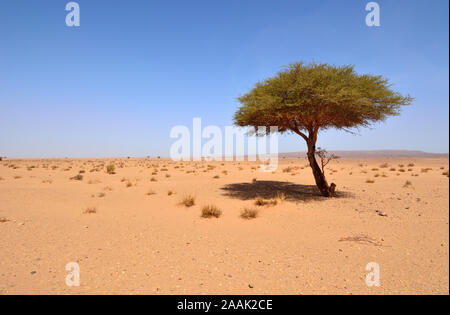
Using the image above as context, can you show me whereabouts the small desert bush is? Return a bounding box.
[442,171,449,177]
[106,164,116,174]
[146,190,156,196]
[70,174,83,181]
[180,195,196,207]
[126,181,133,187]
[201,205,222,218]
[283,167,293,173]
[14,176,22,179]
[254,197,278,207]
[213,175,220,179]
[240,208,258,220]
[42,179,53,184]
[83,207,97,214]
[150,177,157,182]
[408,163,415,167]
[167,190,174,196]
[380,163,389,168]
[421,168,432,173]
[403,181,413,188]
[366,179,375,184]
[165,174,171,178]
[98,192,106,198]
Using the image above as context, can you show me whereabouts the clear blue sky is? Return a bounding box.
[1,0,448,158]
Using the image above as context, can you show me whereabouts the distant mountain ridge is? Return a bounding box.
[279,150,449,159]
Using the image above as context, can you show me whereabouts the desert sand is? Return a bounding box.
[0,157,448,295]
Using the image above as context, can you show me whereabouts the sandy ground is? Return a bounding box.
[0,157,448,295]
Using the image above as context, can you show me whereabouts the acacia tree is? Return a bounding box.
[234,62,413,197]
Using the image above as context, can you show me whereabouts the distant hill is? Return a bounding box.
[279,150,449,159]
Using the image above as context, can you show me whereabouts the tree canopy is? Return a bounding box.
[234,62,413,141]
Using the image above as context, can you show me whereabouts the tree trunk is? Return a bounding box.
[307,142,333,197]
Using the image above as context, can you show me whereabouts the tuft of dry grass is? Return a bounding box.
[167,190,174,196]
[201,205,222,218]
[14,176,22,179]
[146,190,156,196]
[180,195,196,207]
[421,168,433,173]
[379,163,389,168]
[98,192,106,198]
[403,180,413,188]
[443,171,449,177]
[70,174,83,181]
[213,175,220,179]
[106,164,116,174]
[366,179,375,184]
[0,217,10,223]
[150,177,157,182]
[42,179,53,184]
[126,181,133,187]
[254,197,278,207]
[83,207,97,214]
[240,208,258,220]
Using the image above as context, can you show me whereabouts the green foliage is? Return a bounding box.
[234,62,413,137]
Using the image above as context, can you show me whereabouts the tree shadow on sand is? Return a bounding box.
[221,180,351,203]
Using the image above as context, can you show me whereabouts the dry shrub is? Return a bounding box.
[146,190,156,196]
[150,177,157,182]
[70,174,83,181]
[167,190,174,196]
[403,181,413,188]
[379,163,389,168]
[366,179,375,184]
[240,208,258,220]
[83,207,97,214]
[201,205,222,218]
[180,195,196,207]
[0,217,9,223]
[254,197,278,207]
[106,164,116,174]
